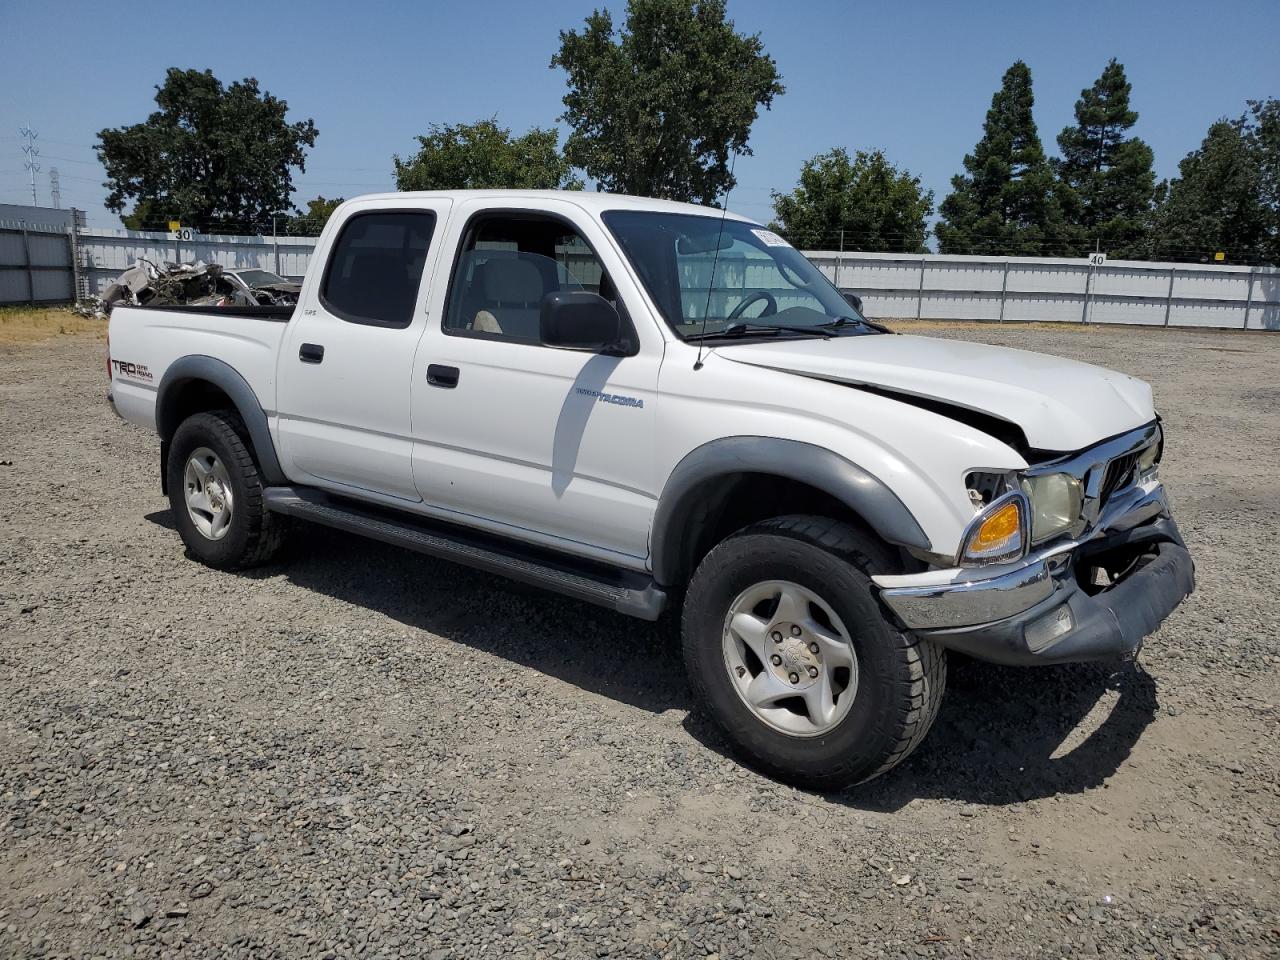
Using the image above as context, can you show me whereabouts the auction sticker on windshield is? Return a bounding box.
[751,228,789,247]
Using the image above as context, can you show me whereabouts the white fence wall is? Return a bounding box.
[807,251,1280,331]
[78,227,316,295]
[72,227,1280,331]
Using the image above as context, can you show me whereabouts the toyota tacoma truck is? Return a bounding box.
[107,190,1195,789]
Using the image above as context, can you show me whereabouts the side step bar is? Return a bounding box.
[263,487,667,621]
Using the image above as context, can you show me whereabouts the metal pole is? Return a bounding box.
[1080,262,1093,324]
[65,222,75,303]
[20,220,35,304]
[1162,267,1176,327]
[273,216,281,276]
[1242,270,1255,330]
[915,257,926,320]
[998,260,1010,322]
[20,125,40,206]
[67,220,77,302]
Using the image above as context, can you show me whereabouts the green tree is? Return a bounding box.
[935,61,1081,255]
[770,148,933,252]
[1147,102,1278,264]
[1054,59,1156,258]
[551,0,784,205]
[393,119,581,191]
[1241,98,1279,264]
[285,196,344,236]
[97,68,317,231]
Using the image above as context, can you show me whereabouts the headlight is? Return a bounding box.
[1019,472,1083,543]
[1137,432,1161,478]
[957,491,1029,566]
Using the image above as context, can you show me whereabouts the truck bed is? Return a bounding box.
[130,303,295,321]
[108,303,293,435]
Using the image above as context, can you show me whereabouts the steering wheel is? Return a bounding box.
[726,290,778,321]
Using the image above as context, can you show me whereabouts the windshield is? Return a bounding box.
[602,210,866,339]
[234,269,289,286]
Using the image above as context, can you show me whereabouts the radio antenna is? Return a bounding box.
[694,151,737,371]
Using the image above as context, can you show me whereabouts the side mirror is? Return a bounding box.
[842,291,864,313]
[540,291,625,352]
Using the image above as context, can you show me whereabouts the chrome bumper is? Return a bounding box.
[879,552,1058,630]
[875,484,1195,665]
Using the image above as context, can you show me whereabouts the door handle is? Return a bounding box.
[299,343,325,364]
[427,364,460,388]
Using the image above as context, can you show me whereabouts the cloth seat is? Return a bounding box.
[468,257,546,338]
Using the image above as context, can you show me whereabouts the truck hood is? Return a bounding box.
[714,333,1154,452]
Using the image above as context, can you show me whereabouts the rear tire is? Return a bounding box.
[682,515,945,790]
[166,410,286,569]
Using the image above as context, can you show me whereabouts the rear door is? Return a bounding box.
[276,200,451,501]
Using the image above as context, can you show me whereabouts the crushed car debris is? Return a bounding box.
[224,268,302,305]
[80,259,300,317]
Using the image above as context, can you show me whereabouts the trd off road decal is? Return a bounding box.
[111,359,154,382]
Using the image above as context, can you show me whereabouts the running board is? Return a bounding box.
[263,487,667,621]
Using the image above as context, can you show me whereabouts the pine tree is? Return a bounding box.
[1147,114,1271,264]
[1055,59,1156,258]
[936,61,1080,255]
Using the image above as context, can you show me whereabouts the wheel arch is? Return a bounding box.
[156,356,286,487]
[650,437,932,587]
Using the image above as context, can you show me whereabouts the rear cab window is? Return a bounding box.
[321,211,437,328]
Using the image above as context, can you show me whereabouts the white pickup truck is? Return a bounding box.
[108,190,1194,789]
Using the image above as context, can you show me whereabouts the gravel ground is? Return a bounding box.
[1,324,1277,960]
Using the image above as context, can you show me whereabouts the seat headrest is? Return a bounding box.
[481,257,544,304]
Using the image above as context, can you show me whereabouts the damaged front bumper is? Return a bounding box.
[874,484,1195,665]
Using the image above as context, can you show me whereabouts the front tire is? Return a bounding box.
[682,515,945,790]
[166,410,286,570]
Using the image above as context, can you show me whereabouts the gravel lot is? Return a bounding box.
[2,323,1277,960]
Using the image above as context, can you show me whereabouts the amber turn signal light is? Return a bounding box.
[958,491,1029,565]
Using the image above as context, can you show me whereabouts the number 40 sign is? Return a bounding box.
[1087,252,1107,267]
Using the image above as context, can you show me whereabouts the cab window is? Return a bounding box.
[444,214,616,342]
[321,211,436,328]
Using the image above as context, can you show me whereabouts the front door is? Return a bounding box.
[276,201,450,501]
[410,202,662,565]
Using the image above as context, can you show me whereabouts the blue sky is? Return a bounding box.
[2,0,1276,230]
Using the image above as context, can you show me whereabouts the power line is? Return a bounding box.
[0,168,103,183]
[39,153,103,167]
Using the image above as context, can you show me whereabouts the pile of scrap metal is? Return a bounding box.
[225,268,301,306]
[77,259,300,317]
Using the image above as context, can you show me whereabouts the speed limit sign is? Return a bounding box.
[168,227,194,242]
[1087,252,1106,267]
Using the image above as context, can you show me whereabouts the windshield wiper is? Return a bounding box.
[685,322,832,342]
[821,315,895,335]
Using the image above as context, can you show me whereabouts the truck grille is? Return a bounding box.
[1099,451,1141,506]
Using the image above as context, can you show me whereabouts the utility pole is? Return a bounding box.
[272,215,281,276]
[20,124,40,206]
[49,167,61,209]
[834,229,844,290]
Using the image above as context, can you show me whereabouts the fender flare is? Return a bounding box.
[155,355,286,485]
[650,436,931,586]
